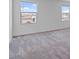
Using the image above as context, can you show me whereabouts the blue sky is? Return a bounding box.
[62,5,70,13]
[20,2,37,12]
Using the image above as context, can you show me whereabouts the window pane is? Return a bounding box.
[61,5,70,21]
[20,2,37,24]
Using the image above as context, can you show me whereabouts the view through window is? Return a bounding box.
[20,2,37,24]
[61,5,70,21]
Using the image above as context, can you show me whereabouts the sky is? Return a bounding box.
[62,5,70,13]
[20,2,37,12]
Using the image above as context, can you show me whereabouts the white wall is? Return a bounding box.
[9,0,13,41]
[12,0,70,36]
[62,0,70,2]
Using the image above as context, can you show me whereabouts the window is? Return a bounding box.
[61,5,70,21]
[20,2,37,24]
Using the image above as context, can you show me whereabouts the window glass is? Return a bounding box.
[61,5,70,21]
[20,2,37,24]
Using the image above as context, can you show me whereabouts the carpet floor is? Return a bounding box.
[9,28,70,59]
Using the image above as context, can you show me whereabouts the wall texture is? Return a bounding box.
[12,0,70,36]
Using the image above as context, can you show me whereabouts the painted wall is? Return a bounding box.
[12,0,70,36]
